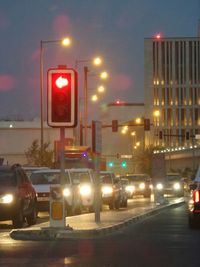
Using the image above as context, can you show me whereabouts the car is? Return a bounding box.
[164,173,184,197]
[22,166,50,178]
[0,164,37,228]
[188,187,200,228]
[68,168,95,212]
[120,177,135,199]
[30,169,82,215]
[100,171,128,209]
[124,173,152,198]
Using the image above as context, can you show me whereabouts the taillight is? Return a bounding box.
[193,190,200,203]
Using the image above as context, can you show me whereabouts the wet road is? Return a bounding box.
[1,199,198,267]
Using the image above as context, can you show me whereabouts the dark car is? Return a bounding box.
[100,171,127,210]
[124,174,152,198]
[188,187,200,228]
[164,173,184,197]
[0,164,37,228]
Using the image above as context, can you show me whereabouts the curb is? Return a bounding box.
[10,200,185,241]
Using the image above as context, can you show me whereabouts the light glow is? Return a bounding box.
[80,184,92,196]
[1,194,13,204]
[56,76,68,88]
[102,186,113,195]
[63,188,71,197]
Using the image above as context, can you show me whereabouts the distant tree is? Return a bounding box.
[25,139,54,167]
[134,146,155,175]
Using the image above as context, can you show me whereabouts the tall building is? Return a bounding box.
[144,37,200,149]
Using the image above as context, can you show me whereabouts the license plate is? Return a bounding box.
[37,196,49,202]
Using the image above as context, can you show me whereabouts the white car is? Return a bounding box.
[22,166,50,178]
[68,168,95,212]
[30,169,81,215]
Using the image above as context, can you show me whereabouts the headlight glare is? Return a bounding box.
[125,185,135,193]
[102,186,113,195]
[80,184,92,196]
[156,183,163,190]
[139,183,145,190]
[1,194,14,204]
[63,188,71,197]
[173,182,181,190]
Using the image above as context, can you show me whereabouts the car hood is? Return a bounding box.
[0,186,16,195]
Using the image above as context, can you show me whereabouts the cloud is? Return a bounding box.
[110,73,132,91]
[0,75,16,91]
[52,14,71,34]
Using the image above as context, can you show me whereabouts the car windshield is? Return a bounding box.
[166,175,181,181]
[70,172,91,183]
[126,175,148,182]
[30,172,70,185]
[101,174,112,184]
[0,170,16,186]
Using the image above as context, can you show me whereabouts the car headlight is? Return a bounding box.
[173,182,181,190]
[156,183,163,190]
[102,185,113,195]
[139,183,145,190]
[63,188,71,197]
[0,194,14,204]
[125,185,135,193]
[80,184,92,196]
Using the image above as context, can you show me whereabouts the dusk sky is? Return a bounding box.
[0,0,199,121]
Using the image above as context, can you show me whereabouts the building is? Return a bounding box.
[0,119,74,165]
[144,37,200,147]
[144,36,200,171]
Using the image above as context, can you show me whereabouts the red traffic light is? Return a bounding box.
[47,67,78,127]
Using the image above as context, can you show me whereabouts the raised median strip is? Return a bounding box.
[10,199,185,241]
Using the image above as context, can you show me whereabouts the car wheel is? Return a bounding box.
[12,208,24,228]
[114,199,120,210]
[109,200,114,210]
[26,205,37,226]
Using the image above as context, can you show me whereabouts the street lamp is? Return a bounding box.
[75,57,104,146]
[40,37,71,165]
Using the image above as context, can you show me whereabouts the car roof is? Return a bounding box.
[68,168,92,172]
[30,169,61,174]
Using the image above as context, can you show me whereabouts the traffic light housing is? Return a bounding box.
[112,120,118,132]
[47,67,78,127]
[144,118,150,131]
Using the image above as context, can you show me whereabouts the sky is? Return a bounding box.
[0,0,199,121]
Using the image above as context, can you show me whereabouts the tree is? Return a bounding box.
[134,146,155,175]
[25,139,54,167]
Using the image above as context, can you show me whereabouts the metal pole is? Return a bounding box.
[60,127,66,227]
[40,41,44,165]
[84,66,88,146]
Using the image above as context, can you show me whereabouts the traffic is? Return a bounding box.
[0,163,193,229]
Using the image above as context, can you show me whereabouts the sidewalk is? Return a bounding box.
[10,197,185,241]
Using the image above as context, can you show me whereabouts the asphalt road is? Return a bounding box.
[0,200,200,267]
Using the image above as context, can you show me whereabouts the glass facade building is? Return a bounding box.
[144,37,200,148]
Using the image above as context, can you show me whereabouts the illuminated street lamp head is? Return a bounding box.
[135,118,141,124]
[93,57,102,66]
[91,94,98,102]
[97,85,105,93]
[61,37,71,46]
[153,110,160,117]
[100,71,108,79]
